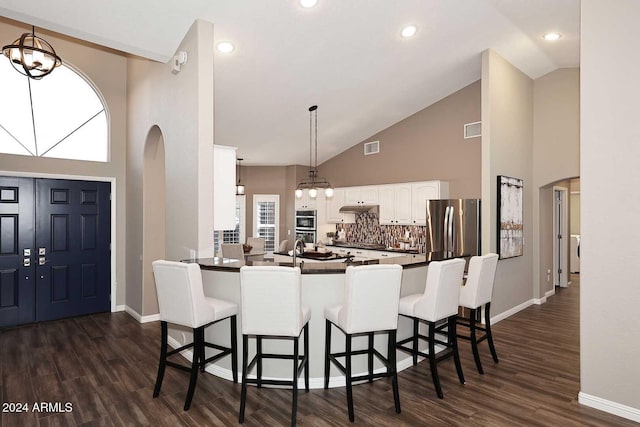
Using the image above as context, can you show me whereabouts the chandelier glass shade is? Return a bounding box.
[2,26,62,80]
[236,157,245,195]
[295,105,333,198]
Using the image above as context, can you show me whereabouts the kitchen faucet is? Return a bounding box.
[292,238,305,266]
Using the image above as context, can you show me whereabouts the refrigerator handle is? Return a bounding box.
[447,206,455,252]
[444,206,451,252]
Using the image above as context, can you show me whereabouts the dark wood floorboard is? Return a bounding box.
[1,274,636,426]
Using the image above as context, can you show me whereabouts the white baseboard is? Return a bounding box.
[578,392,640,423]
[491,299,533,324]
[533,288,557,305]
[124,306,160,323]
[115,305,126,312]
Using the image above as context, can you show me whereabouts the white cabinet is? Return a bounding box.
[410,180,449,225]
[344,186,378,205]
[379,184,412,225]
[213,145,237,230]
[325,188,355,223]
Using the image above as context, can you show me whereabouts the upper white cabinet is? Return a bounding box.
[410,180,449,225]
[325,188,355,223]
[213,145,237,230]
[344,186,378,205]
[379,184,412,225]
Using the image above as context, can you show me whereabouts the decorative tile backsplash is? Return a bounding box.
[336,213,427,252]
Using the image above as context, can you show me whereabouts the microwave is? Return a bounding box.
[295,210,316,230]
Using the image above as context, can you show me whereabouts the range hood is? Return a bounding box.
[339,205,379,214]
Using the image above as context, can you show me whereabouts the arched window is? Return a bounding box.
[0,59,108,162]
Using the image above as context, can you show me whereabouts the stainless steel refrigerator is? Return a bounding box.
[425,199,480,255]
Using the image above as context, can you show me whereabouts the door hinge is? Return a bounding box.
[558,268,563,274]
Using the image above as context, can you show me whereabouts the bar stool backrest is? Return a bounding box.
[339,264,403,334]
[152,260,211,328]
[459,253,499,309]
[246,237,265,252]
[221,243,244,260]
[240,266,303,336]
[414,258,466,322]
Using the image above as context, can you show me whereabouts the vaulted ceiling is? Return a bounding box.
[0,0,580,166]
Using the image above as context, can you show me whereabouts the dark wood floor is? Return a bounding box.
[1,275,635,426]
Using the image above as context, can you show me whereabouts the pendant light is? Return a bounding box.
[2,26,62,79]
[295,105,333,198]
[236,157,245,195]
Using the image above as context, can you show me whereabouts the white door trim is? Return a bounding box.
[553,186,569,288]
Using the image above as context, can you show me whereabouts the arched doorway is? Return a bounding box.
[142,125,166,316]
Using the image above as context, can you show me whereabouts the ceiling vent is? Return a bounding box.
[364,140,380,155]
[464,121,481,139]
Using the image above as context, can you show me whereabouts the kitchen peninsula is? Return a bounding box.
[185,251,467,388]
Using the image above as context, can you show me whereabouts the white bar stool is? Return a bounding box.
[151,260,238,411]
[238,265,310,427]
[457,253,500,374]
[396,258,466,399]
[324,264,403,423]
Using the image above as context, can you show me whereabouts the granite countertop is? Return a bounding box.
[188,251,468,274]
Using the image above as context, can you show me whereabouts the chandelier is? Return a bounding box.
[2,26,62,80]
[295,105,333,199]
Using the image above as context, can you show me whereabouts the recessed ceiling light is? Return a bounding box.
[401,25,417,38]
[543,32,562,41]
[217,41,235,53]
[300,0,318,8]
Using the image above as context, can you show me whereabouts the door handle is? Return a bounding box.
[24,258,31,267]
[39,256,46,266]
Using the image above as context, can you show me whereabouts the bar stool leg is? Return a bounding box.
[368,332,374,382]
[257,336,263,388]
[239,334,249,423]
[412,318,419,366]
[388,329,401,414]
[324,320,331,389]
[292,336,299,427]
[449,316,465,385]
[345,334,354,422]
[469,308,484,374]
[427,321,443,399]
[153,321,168,398]
[198,327,206,373]
[184,327,202,410]
[231,315,238,383]
[485,303,499,363]
[304,323,310,392]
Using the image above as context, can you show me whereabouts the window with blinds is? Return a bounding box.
[253,194,280,253]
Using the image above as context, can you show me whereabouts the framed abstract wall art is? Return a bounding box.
[497,175,524,259]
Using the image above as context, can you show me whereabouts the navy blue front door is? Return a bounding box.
[0,177,35,327]
[0,177,111,327]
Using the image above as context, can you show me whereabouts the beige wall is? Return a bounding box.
[570,178,580,235]
[481,49,534,316]
[580,0,640,413]
[0,18,128,306]
[126,20,215,316]
[318,81,481,199]
[532,68,580,297]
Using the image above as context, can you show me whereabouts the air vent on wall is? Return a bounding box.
[464,121,481,139]
[364,140,380,155]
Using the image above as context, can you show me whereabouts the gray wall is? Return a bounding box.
[580,0,640,413]
[481,49,534,317]
[318,80,481,199]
